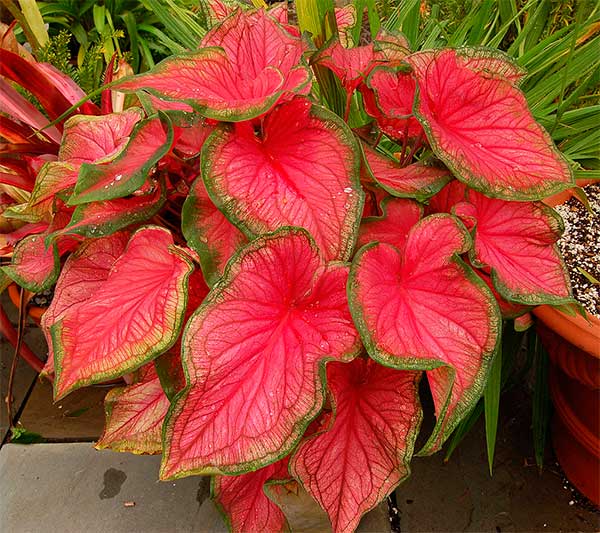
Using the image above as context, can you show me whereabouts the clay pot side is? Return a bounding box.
[534,182,600,506]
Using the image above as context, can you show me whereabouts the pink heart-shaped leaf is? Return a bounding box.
[161,229,361,479]
[212,459,291,533]
[291,358,422,533]
[40,232,130,380]
[357,197,423,252]
[116,11,310,121]
[407,49,573,200]
[96,363,170,454]
[51,227,194,400]
[59,108,143,165]
[454,190,572,305]
[202,97,363,262]
[349,215,501,453]
[69,116,172,205]
[362,66,424,142]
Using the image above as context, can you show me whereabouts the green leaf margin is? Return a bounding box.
[347,214,502,454]
[51,226,195,401]
[160,227,362,480]
[201,100,364,263]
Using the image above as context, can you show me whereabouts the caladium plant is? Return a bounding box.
[1,3,577,532]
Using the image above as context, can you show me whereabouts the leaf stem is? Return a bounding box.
[397,122,411,165]
[5,288,25,428]
[402,132,424,166]
[343,91,352,123]
[0,303,44,373]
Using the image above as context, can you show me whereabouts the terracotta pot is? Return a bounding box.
[533,182,600,506]
[7,283,46,324]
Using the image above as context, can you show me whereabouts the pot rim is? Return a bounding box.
[534,180,599,358]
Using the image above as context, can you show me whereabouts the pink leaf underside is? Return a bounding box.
[350,215,500,452]
[472,266,530,319]
[362,144,452,199]
[69,117,169,204]
[357,198,422,252]
[454,190,571,304]
[59,108,143,165]
[315,40,380,94]
[424,179,467,216]
[40,232,130,380]
[334,5,356,47]
[3,229,78,291]
[315,36,410,95]
[203,98,361,262]
[174,118,216,159]
[56,179,164,238]
[51,227,193,400]
[96,363,169,454]
[363,67,424,141]
[407,49,573,200]
[291,359,421,533]
[0,77,62,143]
[25,162,78,218]
[146,93,194,113]
[182,177,247,285]
[213,459,290,533]
[161,230,361,479]
[116,11,309,120]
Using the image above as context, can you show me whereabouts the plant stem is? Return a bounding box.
[5,288,25,427]
[404,133,424,164]
[0,304,44,373]
[343,91,352,123]
[398,122,411,165]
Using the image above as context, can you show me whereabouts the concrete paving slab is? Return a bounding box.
[0,443,389,533]
[395,388,600,532]
[18,379,108,441]
[0,443,226,533]
[0,295,48,441]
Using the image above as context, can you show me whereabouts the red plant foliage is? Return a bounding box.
[0,5,575,532]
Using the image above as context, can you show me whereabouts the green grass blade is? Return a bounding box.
[121,12,140,72]
[384,0,420,47]
[141,0,206,50]
[531,331,552,472]
[484,345,502,475]
[138,24,186,55]
[444,400,484,462]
